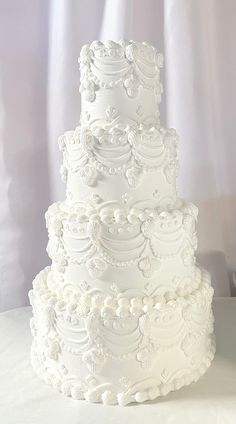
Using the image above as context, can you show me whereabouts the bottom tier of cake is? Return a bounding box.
[29,267,215,406]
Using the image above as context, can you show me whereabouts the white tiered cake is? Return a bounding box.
[29,40,215,406]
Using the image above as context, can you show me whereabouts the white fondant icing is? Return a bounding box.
[29,40,215,405]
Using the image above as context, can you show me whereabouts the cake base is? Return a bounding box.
[29,267,215,406]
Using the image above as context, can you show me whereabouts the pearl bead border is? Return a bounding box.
[29,266,212,320]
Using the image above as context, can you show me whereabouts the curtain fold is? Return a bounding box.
[0,0,235,311]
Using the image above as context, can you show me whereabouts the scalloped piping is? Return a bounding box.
[58,125,179,187]
[31,338,215,406]
[79,40,164,102]
[45,198,198,275]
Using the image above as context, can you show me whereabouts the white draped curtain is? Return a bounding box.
[0,0,235,311]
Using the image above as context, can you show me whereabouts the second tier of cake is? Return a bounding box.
[58,124,179,208]
[46,198,199,297]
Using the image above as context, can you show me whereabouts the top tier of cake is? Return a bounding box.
[79,40,164,127]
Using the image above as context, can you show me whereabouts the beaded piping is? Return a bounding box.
[30,266,212,320]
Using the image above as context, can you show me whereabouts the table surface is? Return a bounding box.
[0,299,236,424]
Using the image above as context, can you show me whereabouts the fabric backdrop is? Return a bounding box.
[0,0,235,312]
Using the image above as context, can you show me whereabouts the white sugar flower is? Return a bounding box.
[124,73,139,98]
[79,45,92,65]
[82,348,105,374]
[80,130,94,150]
[138,257,154,278]
[80,164,97,186]
[81,80,96,102]
[125,166,142,187]
[86,257,107,278]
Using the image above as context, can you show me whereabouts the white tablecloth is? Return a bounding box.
[0,300,236,424]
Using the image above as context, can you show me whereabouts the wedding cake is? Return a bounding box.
[29,40,215,406]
